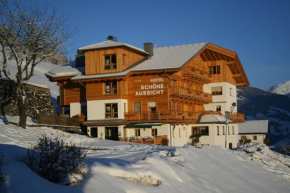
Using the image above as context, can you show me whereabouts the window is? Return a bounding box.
[209,66,220,74]
[217,126,220,135]
[134,102,141,112]
[228,126,231,135]
[179,128,181,138]
[253,136,257,140]
[151,128,157,136]
[211,87,222,95]
[223,126,225,135]
[232,126,235,135]
[200,127,209,135]
[124,103,127,113]
[135,129,140,137]
[216,105,221,112]
[123,54,127,66]
[105,103,118,118]
[105,81,117,94]
[230,88,233,97]
[192,127,209,136]
[104,54,117,70]
[241,136,247,140]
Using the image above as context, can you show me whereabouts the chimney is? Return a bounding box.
[143,42,153,56]
[107,35,117,41]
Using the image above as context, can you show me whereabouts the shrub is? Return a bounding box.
[27,134,87,184]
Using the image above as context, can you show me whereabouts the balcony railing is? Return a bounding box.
[170,87,212,103]
[182,66,212,83]
[119,135,168,146]
[229,113,245,123]
[124,111,199,122]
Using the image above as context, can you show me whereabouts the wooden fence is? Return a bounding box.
[37,114,80,127]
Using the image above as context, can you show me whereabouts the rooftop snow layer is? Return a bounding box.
[132,43,207,71]
[78,40,149,55]
[238,120,269,134]
[46,66,82,78]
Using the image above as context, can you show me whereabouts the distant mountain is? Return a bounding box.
[266,80,290,97]
[237,87,290,146]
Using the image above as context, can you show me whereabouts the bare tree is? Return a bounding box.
[0,0,76,128]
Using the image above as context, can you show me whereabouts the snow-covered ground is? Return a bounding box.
[0,119,290,193]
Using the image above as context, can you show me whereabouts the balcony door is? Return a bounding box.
[148,102,158,120]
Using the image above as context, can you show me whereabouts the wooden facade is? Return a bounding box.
[84,47,146,75]
[49,41,249,124]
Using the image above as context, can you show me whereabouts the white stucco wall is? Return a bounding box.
[87,99,128,120]
[120,123,238,148]
[203,82,237,114]
[70,103,81,117]
[70,102,87,117]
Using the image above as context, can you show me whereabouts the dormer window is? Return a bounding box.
[105,54,116,70]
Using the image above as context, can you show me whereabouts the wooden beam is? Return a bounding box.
[207,49,217,61]
[236,82,246,87]
[203,49,213,61]
[212,51,221,60]
[232,74,242,78]
[200,52,207,61]
[226,62,236,65]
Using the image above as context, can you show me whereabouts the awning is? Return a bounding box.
[125,122,162,128]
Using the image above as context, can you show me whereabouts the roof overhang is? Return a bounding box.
[125,122,162,128]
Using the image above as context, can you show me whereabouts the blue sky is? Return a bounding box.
[20,0,290,89]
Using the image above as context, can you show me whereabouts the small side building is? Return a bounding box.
[238,120,269,145]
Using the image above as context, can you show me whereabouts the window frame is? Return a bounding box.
[104,81,117,94]
[209,66,221,74]
[105,103,118,118]
[211,86,223,96]
[192,126,209,136]
[134,102,141,113]
[104,54,117,70]
[134,128,141,137]
[216,105,221,112]
[152,128,157,136]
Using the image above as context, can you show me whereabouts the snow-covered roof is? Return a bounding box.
[238,120,269,134]
[198,114,232,124]
[45,66,82,78]
[132,43,207,71]
[78,40,149,55]
[71,43,207,80]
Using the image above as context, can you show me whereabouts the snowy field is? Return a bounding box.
[0,119,290,193]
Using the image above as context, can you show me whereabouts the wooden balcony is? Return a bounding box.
[170,87,212,103]
[229,113,245,123]
[124,111,199,123]
[119,135,168,146]
[182,66,212,83]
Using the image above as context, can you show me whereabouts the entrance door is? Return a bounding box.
[91,127,98,138]
[105,127,119,141]
[229,143,233,149]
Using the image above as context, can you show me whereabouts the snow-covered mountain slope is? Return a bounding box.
[267,80,290,97]
[237,87,290,146]
[0,122,289,193]
[0,56,59,99]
